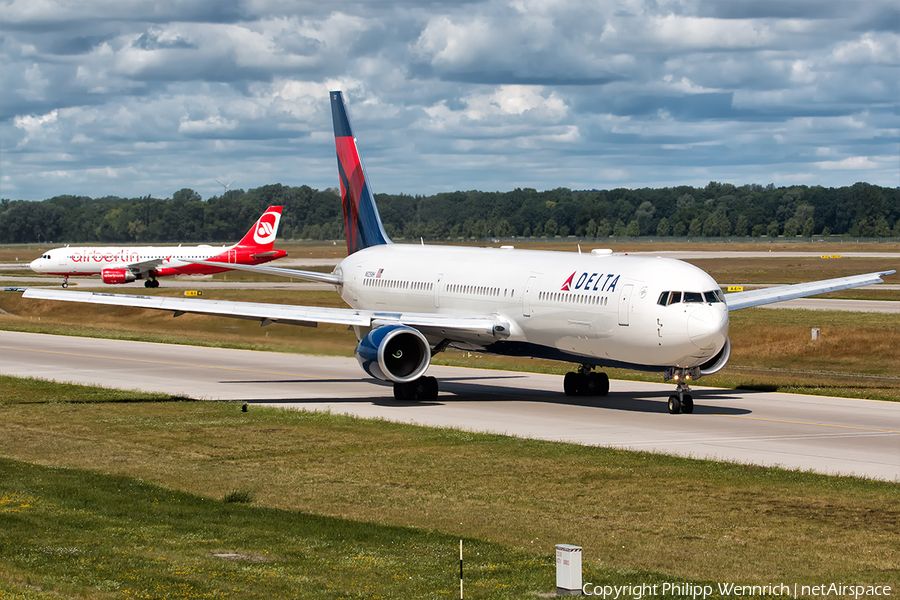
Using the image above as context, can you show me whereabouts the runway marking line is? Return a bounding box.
[0,346,331,381]
[719,414,900,434]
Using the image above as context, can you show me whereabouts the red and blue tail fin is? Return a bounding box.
[331,91,391,255]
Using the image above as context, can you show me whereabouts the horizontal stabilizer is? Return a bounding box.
[185,259,343,285]
[724,270,895,310]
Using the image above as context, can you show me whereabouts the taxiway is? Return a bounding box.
[2,330,897,481]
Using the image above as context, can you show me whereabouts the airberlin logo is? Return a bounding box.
[561,271,620,293]
[253,211,280,245]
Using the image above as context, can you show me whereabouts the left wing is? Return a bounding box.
[124,258,168,278]
[724,271,895,310]
[21,289,508,339]
[185,259,342,285]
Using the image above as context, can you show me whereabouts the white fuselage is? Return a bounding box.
[29,245,233,276]
[334,244,729,371]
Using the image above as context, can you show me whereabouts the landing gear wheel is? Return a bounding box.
[393,376,439,401]
[393,382,414,401]
[564,372,582,396]
[144,280,152,288]
[589,372,610,396]
[564,369,609,397]
[62,281,68,289]
[668,395,682,414]
[681,394,694,414]
[422,376,439,400]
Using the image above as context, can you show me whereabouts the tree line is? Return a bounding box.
[1,181,898,245]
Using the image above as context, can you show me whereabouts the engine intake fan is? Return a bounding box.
[355,325,431,383]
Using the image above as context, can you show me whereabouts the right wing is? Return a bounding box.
[21,289,508,340]
[724,271,895,310]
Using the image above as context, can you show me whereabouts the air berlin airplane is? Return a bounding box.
[24,92,894,413]
[29,206,286,288]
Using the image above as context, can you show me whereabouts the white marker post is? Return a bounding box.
[459,539,464,599]
[556,544,582,596]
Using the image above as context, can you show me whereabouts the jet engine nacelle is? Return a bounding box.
[101,269,137,284]
[699,337,731,376]
[355,325,431,383]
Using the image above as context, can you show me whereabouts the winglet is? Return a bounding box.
[724,270,896,311]
[331,91,391,255]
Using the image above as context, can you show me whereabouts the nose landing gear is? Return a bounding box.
[668,384,693,414]
[665,367,699,414]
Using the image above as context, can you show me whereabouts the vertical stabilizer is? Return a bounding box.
[234,206,283,249]
[331,91,391,254]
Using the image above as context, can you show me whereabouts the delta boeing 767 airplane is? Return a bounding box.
[24,92,894,414]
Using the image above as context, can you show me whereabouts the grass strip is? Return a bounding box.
[1,376,898,597]
[1,457,566,599]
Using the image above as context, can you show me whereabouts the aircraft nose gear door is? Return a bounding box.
[617,284,634,326]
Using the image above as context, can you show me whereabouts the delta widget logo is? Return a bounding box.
[253,211,280,245]
[560,271,621,293]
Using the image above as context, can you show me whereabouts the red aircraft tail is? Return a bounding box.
[235,206,283,250]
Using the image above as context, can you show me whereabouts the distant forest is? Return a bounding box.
[1,181,898,245]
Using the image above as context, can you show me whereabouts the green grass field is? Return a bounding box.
[1,376,898,599]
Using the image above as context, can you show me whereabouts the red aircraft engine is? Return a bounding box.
[101,269,136,284]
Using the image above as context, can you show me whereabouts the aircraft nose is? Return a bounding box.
[688,305,729,349]
[29,257,43,271]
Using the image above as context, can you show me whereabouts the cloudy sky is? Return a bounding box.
[1,0,898,201]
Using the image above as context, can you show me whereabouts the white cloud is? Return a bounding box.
[815,156,879,170]
[649,15,774,50]
[831,33,900,65]
[415,15,494,68]
[13,109,59,145]
[178,115,239,135]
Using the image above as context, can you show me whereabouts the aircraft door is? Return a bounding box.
[617,284,634,326]
[351,265,361,302]
[523,275,536,316]
[434,273,443,308]
[228,249,237,264]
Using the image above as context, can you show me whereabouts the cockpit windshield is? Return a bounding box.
[657,289,724,306]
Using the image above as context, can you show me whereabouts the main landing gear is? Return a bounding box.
[563,365,610,397]
[144,278,160,288]
[393,376,439,401]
